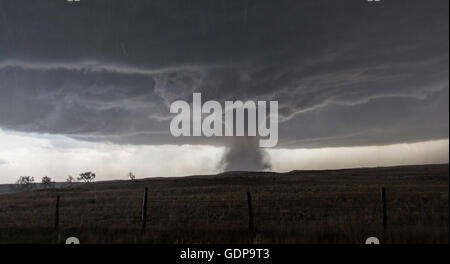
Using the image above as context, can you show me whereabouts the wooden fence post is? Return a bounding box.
[247,191,254,232]
[55,195,60,229]
[141,187,148,231]
[381,187,387,233]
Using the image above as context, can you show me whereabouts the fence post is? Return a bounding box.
[141,187,148,231]
[55,195,60,229]
[247,191,254,232]
[380,187,387,233]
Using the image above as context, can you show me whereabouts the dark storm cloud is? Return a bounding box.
[0,0,448,148]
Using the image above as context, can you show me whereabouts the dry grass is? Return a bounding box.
[0,164,448,244]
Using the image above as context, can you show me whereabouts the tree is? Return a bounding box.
[16,176,35,190]
[17,176,34,185]
[77,171,96,183]
[41,176,54,187]
[128,172,136,181]
[66,175,76,183]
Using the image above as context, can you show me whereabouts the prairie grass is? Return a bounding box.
[0,164,448,244]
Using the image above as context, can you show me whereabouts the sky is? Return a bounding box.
[0,0,448,183]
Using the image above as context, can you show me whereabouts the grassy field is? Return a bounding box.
[0,164,448,244]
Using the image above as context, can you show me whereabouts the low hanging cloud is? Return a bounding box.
[0,0,448,171]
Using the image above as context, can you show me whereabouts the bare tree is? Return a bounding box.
[77,172,96,183]
[128,172,136,181]
[16,176,35,190]
[41,176,54,188]
[17,176,34,185]
[66,175,76,183]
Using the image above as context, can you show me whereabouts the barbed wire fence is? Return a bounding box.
[40,187,448,233]
[0,185,448,243]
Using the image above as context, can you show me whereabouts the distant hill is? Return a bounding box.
[1,163,447,195]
